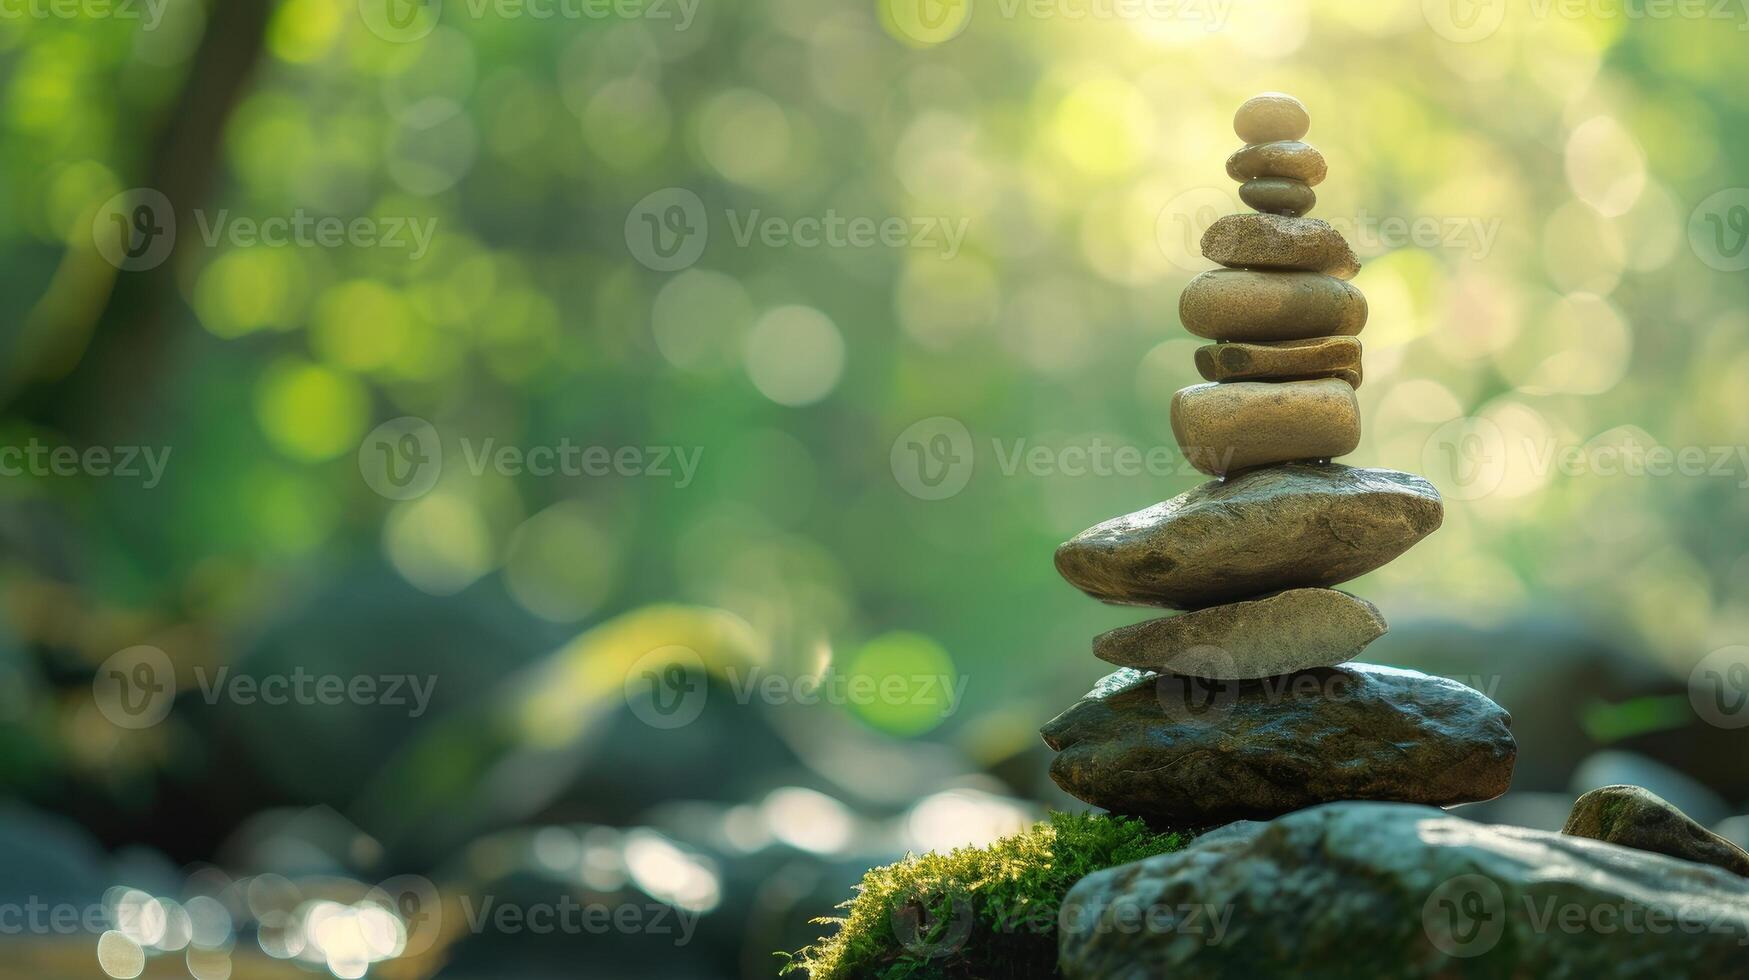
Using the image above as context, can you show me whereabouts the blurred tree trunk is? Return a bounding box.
[12,0,274,439]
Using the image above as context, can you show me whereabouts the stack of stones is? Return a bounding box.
[1040,94,1518,828]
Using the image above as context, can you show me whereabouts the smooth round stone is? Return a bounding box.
[1233,93,1310,144]
[1226,140,1327,186]
[1240,177,1315,217]
[1180,269,1367,341]
[1094,589,1386,680]
[1040,665,1517,826]
[1195,336,1363,388]
[1201,213,1359,280]
[1170,378,1360,478]
[1052,462,1444,609]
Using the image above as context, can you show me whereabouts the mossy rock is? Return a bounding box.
[782,812,1189,979]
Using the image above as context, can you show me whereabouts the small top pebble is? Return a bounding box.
[1234,92,1310,144]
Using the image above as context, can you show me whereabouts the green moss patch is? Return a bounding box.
[782,812,1189,980]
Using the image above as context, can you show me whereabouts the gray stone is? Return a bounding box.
[1202,213,1359,279]
[1239,176,1316,217]
[1059,801,1749,980]
[1093,589,1386,679]
[1180,269,1367,341]
[1565,785,1749,877]
[1053,463,1443,610]
[1040,665,1515,825]
[1225,140,1327,186]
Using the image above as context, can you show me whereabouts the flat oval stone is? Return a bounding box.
[1053,463,1443,609]
[1040,664,1517,825]
[1201,213,1359,279]
[1233,93,1310,144]
[1195,336,1363,388]
[1239,177,1315,217]
[1226,140,1327,186]
[1180,269,1367,341]
[1094,589,1386,679]
[1170,378,1360,477]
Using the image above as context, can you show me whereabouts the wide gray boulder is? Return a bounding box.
[1058,801,1749,979]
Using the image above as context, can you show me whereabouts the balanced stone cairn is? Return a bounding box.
[1040,94,1517,827]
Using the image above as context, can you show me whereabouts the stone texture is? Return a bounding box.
[1053,462,1443,610]
[1093,588,1385,679]
[1180,269,1367,341]
[1239,176,1315,217]
[1170,378,1360,477]
[1225,140,1327,186]
[1202,213,1359,279]
[1564,785,1749,877]
[1040,665,1515,824]
[1233,93,1310,144]
[1195,336,1363,387]
[1059,801,1749,980]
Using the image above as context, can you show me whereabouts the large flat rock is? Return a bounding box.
[1041,665,1515,825]
[1054,463,1443,610]
[1059,801,1749,979]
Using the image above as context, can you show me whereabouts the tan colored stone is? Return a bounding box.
[1094,589,1386,679]
[1239,177,1315,217]
[1234,93,1310,144]
[1171,378,1360,477]
[1195,337,1363,388]
[1179,269,1367,341]
[1053,463,1444,609]
[1202,213,1359,279]
[1226,141,1327,186]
